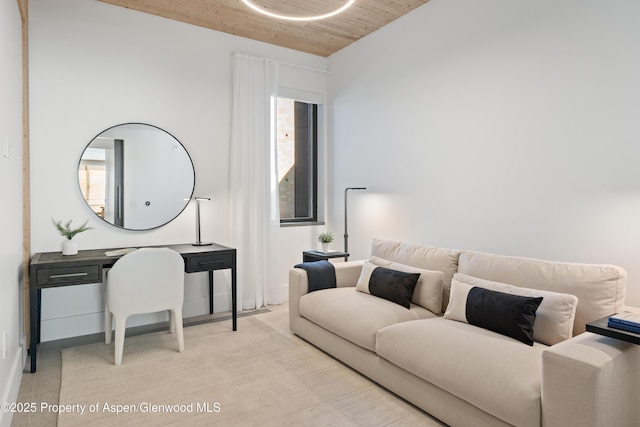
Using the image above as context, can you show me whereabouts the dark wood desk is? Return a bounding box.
[29,243,237,373]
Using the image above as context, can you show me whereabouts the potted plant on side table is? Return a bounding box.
[52,218,93,256]
[318,232,335,253]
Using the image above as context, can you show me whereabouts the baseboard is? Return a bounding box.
[0,346,24,427]
[39,294,232,342]
[20,333,27,368]
[38,287,288,342]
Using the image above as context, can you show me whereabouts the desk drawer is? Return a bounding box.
[186,253,234,273]
[36,265,101,287]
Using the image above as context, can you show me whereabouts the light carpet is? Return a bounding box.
[58,307,443,426]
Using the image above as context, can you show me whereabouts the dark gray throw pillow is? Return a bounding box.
[466,287,543,346]
[369,266,420,309]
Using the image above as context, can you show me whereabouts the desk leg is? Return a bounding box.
[232,265,237,331]
[29,286,38,373]
[37,289,41,343]
[209,271,214,315]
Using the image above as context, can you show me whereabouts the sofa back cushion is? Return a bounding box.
[457,250,627,336]
[368,256,444,314]
[453,273,578,345]
[354,261,421,309]
[371,239,461,312]
[444,280,543,345]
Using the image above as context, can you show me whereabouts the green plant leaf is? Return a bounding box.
[318,232,335,243]
[52,218,94,240]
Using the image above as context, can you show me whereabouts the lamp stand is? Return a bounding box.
[344,187,366,260]
[193,197,212,246]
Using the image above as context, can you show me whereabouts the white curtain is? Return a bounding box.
[229,53,282,310]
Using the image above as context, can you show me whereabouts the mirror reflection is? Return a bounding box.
[78,123,195,230]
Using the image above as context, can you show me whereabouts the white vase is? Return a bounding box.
[63,240,78,256]
[322,242,330,253]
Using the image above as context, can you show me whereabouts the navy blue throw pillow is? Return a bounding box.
[369,266,420,309]
[466,287,543,346]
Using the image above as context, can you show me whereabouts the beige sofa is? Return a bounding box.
[289,239,640,427]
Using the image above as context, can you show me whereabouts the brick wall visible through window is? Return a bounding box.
[277,98,318,223]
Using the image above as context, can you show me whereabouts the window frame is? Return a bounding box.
[277,97,321,225]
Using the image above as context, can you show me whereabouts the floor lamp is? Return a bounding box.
[344,187,366,260]
[193,197,212,246]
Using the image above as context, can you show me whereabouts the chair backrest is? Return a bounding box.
[106,248,185,315]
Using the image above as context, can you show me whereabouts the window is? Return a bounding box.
[277,97,319,223]
[78,148,107,218]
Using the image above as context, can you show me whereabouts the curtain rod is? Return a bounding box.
[232,52,330,75]
[276,59,330,75]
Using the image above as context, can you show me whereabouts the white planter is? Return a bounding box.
[321,242,331,253]
[62,240,78,256]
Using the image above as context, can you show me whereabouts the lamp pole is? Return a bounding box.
[344,187,366,260]
[193,197,213,246]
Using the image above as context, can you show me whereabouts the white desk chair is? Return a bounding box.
[104,247,185,365]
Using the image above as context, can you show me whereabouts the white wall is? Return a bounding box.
[328,0,640,306]
[32,0,637,343]
[0,1,25,425]
[30,0,327,341]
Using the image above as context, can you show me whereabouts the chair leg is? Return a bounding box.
[105,307,112,345]
[173,309,184,353]
[114,316,127,365]
[169,310,175,334]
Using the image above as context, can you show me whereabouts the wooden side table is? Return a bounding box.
[303,250,349,263]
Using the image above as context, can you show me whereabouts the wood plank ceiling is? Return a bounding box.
[97,0,430,57]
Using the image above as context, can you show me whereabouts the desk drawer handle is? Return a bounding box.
[199,260,226,266]
[49,272,89,279]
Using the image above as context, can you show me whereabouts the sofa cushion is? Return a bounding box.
[458,250,626,335]
[376,318,546,427]
[370,239,461,312]
[369,256,444,314]
[355,262,420,309]
[444,280,543,345]
[299,287,435,351]
[453,273,578,345]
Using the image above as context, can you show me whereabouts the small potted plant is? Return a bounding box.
[318,232,335,253]
[52,218,93,255]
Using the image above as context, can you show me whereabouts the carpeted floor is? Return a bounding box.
[56,307,443,426]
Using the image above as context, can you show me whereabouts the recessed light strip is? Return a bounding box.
[241,0,356,21]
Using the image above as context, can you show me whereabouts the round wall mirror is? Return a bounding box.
[78,123,195,230]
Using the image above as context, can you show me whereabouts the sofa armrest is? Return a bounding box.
[542,332,640,427]
[288,260,364,333]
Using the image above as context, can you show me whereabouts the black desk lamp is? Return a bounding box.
[344,187,366,260]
